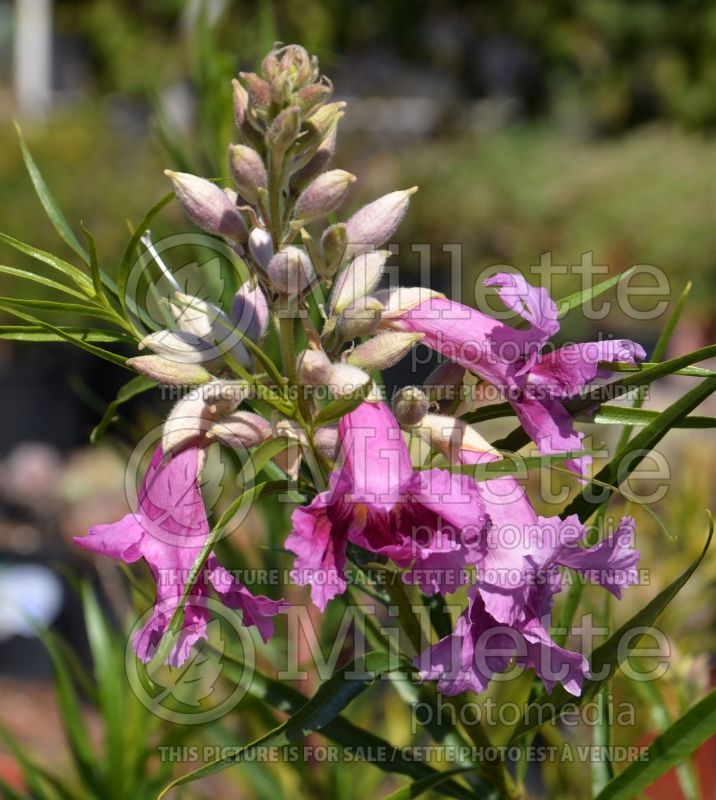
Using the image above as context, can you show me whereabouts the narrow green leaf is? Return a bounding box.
[0,302,130,367]
[0,325,130,343]
[0,264,87,299]
[0,296,116,320]
[510,515,713,742]
[81,585,126,796]
[91,375,156,443]
[15,123,88,262]
[564,378,716,522]
[445,450,591,480]
[117,193,174,323]
[0,231,92,293]
[81,224,104,299]
[214,653,477,800]
[592,405,716,428]
[383,767,478,800]
[595,688,716,800]
[35,628,99,792]
[556,267,635,316]
[159,652,409,796]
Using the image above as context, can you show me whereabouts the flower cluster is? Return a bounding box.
[75,44,642,695]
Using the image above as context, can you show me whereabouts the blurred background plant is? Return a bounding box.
[0,1,715,799]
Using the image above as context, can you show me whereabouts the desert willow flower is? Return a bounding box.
[80,41,647,706]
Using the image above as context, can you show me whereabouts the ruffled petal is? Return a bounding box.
[74,513,145,563]
[527,339,646,399]
[209,562,287,641]
[557,516,639,598]
[512,395,589,475]
[286,482,351,611]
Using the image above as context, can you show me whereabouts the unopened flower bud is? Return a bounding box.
[293,169,356,223]
[336,296,384,340]
[169,292,252,369]
[208,410,272,452]
[266,246,315,297]
[313,425,339,460]
[267,106,301,160]
[375,286,445,319]
[414,414,498,463]
[139,329,221,367]
[295,82,332,117]
[320,223,347,276]
[306,102,346,141]
[297,348,332,386]
[345,187,417,258]
[240,72,272,113]
[273,419,304,479]
[231,281,270,343]
[346,332,424,371]
[165,170,248,242]
[325,363,371,398]
[126,355,212,386]
[291,124,337,193]
[248,226,274,269]
[329,250,388,315]
[232,78,249,127]
[232,78,265,151]
[162,381,246,455]
[228,144,267,204]
[392,386,429,427]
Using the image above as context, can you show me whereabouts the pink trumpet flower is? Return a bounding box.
[387,272,646,473]
[414,419,639,695]
[74,445,285,666]
[286,401,491,611]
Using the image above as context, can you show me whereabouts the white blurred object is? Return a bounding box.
[0,564,62,639]
[13,0,53,117]
[2,442,62,506]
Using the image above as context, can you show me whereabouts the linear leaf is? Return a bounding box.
[91,375,156,443]
[594,688,716,800]
[0,264,88,299]
[0,232,93,293]
[564,378,716,522]
[117,193,174,322]
[592,405,716,428]
[15,123,88,262]
[158,652,410,796]
[0,303,130,367]
[509,515,713,742]
[0,325,130,343]
[556,267,635,316]
[313,384,373,427]
[0,296,116,320]
[383,767,478,800]
[222,657,477,799]
[444,450,591,480]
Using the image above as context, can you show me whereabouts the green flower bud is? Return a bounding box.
[346,331,424,371]
[391,386,430,427]
[336,296,384,340]
[126,355,212,386]
[345,187,417,258]
[320,223,347,277]
[293,169,356,223]
[329,250,388,315]
[266,246,315,297]
[165,170,248,242]
[228,144,267,204]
